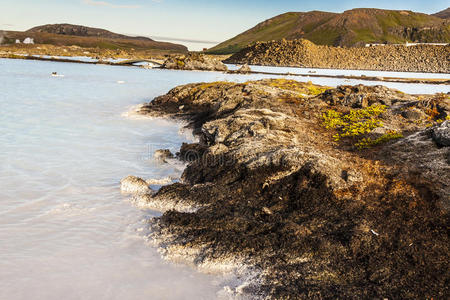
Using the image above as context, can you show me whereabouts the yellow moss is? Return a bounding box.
[321,105,401,148]
[322,105,386,142]
[266,79,329,96]
[195,81,233,90]
[305,83,329,96]
[355,131,404,149]
[189,81,234,95]
[176,59,185,68]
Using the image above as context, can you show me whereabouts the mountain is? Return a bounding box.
[208,8,450,54]
[2,23,188,52]
[433,8,450,19]
[27,24,152,41]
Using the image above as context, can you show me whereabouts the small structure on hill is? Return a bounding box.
[23,37,34,44]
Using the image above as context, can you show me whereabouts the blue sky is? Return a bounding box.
[0,0,448,50]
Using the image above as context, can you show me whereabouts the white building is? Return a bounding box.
[23,37,34,44]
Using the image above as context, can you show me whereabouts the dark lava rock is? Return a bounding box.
[177,142,207,162]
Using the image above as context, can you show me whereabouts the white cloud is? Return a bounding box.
[82,0,142,9]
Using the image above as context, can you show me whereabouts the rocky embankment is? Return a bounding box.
[225,39,450,73]
[127,79,449,299]
[162,53,228,71]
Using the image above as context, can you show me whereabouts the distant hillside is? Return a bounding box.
[208,8,450,54]
[27,24,152,41]
[1,24,188,52]
[433,8,450,19]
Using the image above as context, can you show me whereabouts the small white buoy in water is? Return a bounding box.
[117,80,125,84]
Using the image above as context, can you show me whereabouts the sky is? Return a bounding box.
[0,0,448,50]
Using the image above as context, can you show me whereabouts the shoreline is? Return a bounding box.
[126,79,449,298]
[2,55,449,86]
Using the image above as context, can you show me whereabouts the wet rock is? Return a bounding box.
[120,175,152,194]
[432,120,450,147]
[154,149,174,162]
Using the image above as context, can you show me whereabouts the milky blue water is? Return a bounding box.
[0,58,448,300]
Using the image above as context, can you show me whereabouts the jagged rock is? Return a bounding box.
[432,120,450,147]
[120,175,152,194]
[320,84,409,107]
[177,143,207,162]
[162,53,228,71]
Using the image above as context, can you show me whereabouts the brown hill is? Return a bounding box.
[27,24,152,41]
[1,24,187,52]
[433,8,450,19]
[208,8,450,54]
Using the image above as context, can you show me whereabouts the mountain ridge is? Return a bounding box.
[433,8,450,19]
[27,24,153,42]
[208,8,450,54]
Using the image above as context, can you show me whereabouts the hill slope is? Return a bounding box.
[2,24,187,52]
[27,24,152,41]
[433,8,450,19]
[208,8,450,54]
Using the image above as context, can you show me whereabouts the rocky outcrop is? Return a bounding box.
[135,79,449,299]
[154,149,174,162]
[225,39,450,73]
[162,53,228,71]
[120,175,153,195]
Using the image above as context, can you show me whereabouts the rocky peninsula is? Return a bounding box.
[124,79,449,299]
[162,53,228,71]
[224,39,450,73]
